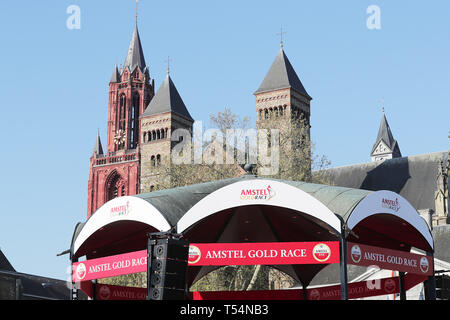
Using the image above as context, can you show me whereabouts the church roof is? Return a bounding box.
[254,48,310,98]
[371,112,401,155]
[142,74,193,121]
[92,130,103,156]
[318,151,449,212]
[123,26,146,72]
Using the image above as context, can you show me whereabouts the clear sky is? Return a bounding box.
[0,1,448,281]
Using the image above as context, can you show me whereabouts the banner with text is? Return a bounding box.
[89,273,427,300]
[192,273,427,300]
[72,241,340,282]
[188,242,340,266]
[96,283,147,300]
[72,250,147,282]
[347,242,433,276]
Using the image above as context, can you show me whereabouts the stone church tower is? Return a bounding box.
[87,25,155,217]
[254,45,312,175]
[87,23,193,217]
[140,72,194,193]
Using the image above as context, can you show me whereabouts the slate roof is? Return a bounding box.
[0,249,15,272]
[432,225,450,263]
[371,112,401,157]
[254,48,310,98]
[318,151,449,212]
[0,249,83,300]
[141,74,193,121]
[0,270,74,300]
[123,26,146,72]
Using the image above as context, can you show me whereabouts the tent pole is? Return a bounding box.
[302,285,308,300]
[399,272,406,300]
[92,280,97,300]
[424,251,436,300]
[337,216,348,300]
[71,258,78,301]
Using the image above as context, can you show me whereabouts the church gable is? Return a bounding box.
[371,140,393,161]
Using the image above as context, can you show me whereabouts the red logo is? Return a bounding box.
[384,278,396,293]
[312,243,331,262]
[350,245,362,263]
[98,285,111,300]
[188,245,201,265]
[420,257,429,274]
[381,198,400,212]
[76,263,86,280]
[240,185,275,201]
[309,289,320,300]
[110,201,131,217]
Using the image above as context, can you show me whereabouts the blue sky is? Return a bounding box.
[0,1,448,281]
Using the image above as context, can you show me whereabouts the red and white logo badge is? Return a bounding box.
[75,263,87,281]
[384,278,396,294]
[419,257,429,274]
[312,243,331,262]
[308,289,320,300]
[188,245,201,265]
[98,285,111,300]
[350,245,362,263]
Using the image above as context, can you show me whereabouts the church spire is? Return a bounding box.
[110,64,120,83]
[93,129,104,156]
[371,109,402,162]
[123,25,146,72]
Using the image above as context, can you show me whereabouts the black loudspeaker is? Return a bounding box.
[436,275,450,300]
[148,238,189,300]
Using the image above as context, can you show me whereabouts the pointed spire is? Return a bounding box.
[254,48,310,98]
[371,110,402,160]
[93,129,104,156]
[123,25,146,73]
[142,74,193,121]
[376,112,396,149]
[110,64,120,83]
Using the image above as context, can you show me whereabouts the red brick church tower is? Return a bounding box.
[87,24,155,217]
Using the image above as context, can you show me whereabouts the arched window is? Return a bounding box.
[156,154,161,166]
[105,171,125,202]
[117,94,127,150]
[130,94,140,149]
[151,155,156,167]
[119,94,126,130]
